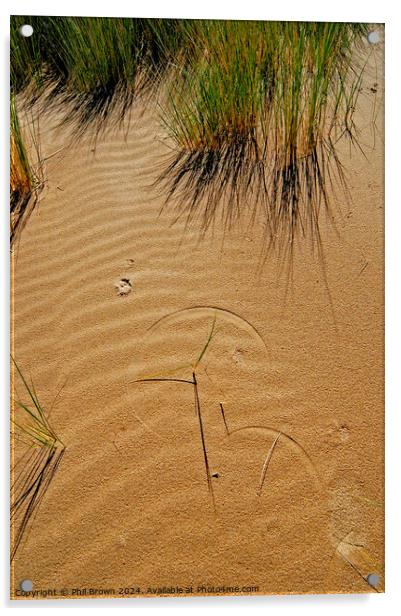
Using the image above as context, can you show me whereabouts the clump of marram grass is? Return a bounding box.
[10,16,188,134]
[10,358,65,560]
[10,95,38,246]
[158,21,370,252]
[11,16,372,252]
[10,96,32,206]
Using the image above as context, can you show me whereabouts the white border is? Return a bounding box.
[2,1,400,614]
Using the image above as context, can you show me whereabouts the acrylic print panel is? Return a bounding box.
[10,16,384,599]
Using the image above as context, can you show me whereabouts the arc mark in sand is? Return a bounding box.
[146,305,268,354]
[130,310,269,511]
[227,425,321,489]
[130,312,321,509]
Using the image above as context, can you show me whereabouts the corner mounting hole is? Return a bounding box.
[367,31,380,45]
[19,24,34,38]
[366,573,380,588]
[20,579,33,592]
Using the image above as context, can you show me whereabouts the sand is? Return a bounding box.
[10,40,384,598]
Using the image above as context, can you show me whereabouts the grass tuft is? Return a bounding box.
[158,21,371,251]
[10,358,65,560]
[11,16,373,251]
[10,95,42,246]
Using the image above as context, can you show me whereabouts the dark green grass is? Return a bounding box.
[11,16,188,133]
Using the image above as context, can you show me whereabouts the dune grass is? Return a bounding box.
[159,21,370,249]
[10,94,43,247]
[10,95,34,245]
[10,16,371,250]
[10,95,32,199]
[10,358,65,560]
[10,16,187,133]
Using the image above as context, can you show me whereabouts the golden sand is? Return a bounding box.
[10,42,384,597]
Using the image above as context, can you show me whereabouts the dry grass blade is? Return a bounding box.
[257,432,282,496]
[10,358,66,560]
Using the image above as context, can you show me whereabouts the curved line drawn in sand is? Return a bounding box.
[227,424,321,491]
[146,305,268,353]
[130,306,319,511]
[10,358,66,561]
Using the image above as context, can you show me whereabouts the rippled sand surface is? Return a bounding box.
[11,43,384,597]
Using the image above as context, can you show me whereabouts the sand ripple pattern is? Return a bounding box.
[11,74,384,596]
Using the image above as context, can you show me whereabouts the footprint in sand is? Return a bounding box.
[114,278,132,296]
